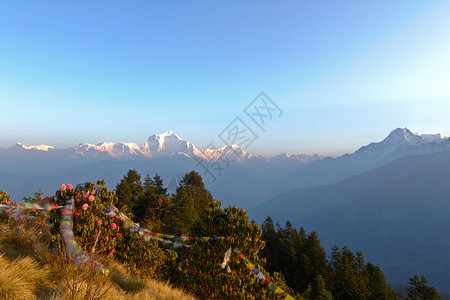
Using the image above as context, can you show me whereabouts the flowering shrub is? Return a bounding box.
[49,180,169,279]
[0,190,15,222]
[50,180,122,256]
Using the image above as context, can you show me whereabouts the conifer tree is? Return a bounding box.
[143,173,156,197]
[303,275,334,300]
[133,173,155,223]
[164,171,213,234]
[407,275,440,300]
[365,263,396,300]
[116,169,144,214]
[153,173,167,196]
[302,231,329,291]
[261,217,280,272]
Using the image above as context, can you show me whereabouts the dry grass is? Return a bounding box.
[0,222,196,300]
[0,254,52,300]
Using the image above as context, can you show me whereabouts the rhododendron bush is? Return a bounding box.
[49,180,169,278]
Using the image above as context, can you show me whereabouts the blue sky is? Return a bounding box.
[1,1,449,156]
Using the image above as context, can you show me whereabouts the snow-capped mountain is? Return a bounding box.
[7,143,55,152]
[269,153,323,163]
[353,127,450,158]
[1,130,308,163]
[141,131,200,158]
[70,142,142,159]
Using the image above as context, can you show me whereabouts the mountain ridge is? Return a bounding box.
[2,130,322,163]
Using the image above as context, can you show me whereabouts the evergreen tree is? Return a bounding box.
[330,246,364,300]
[116,169,144,214]
[261,217,280,272]
[407,275,440,300]
[303,275,334,300]
[302,231,329,291]
[133,173,153,223]
[277,221,301,292]
[153,173,167,196]
[260,219,329,295]
[143,173,156,197]
[366,263,396,300]
[164,171,213,234]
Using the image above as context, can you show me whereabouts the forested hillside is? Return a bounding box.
[0,170,443,299]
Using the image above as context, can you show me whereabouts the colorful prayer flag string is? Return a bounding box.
[104,206,229,247]
[222,247,297,300]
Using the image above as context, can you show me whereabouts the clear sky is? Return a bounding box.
[1,1,449,157]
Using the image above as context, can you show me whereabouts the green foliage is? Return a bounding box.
[329,246,399,300]
[114,227,172,279]
[167,200,284,299]
[366,262,397,300]
[303,275,334,300]
[0,190,13,223]
[164,171,213,234]
[153,173,167,196]
[116,169,144,214]
[50,181,120,256]
[261,218,329,294]
[133,173,171,229]
[407,274,440,300]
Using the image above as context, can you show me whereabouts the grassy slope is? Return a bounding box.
[0,222,196,300]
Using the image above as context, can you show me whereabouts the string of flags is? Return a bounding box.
[222,247,297,300]
[0,197,63,221]
[0,196,62,212]
[104,206,229,248]
[106,205,294,298]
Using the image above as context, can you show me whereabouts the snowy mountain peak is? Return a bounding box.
[3,130,324,163]
[143,131,197,157]
[147,130,182,143]
[270,153,323,163]
[11,143,55,151]
[382,128,423,145]
[382,127,448,146]
[354,127,449,158]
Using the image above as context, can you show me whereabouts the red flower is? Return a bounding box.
[110,223,117,230]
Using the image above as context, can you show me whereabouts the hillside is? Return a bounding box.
[0,222,196,300]
[253,150,450,292]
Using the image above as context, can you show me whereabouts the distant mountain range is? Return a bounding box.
[1,128,449,205]
[253,135,450,292]
[0,130,321,163]
[1,128,450,291]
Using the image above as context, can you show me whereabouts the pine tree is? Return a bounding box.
[261,217,280,272]
[302,231,329,291]
[153,173,167,196]
[407,274,440,300]
[276,221,300,291]
[303,275,334,300]
[143,173,156,197]
[133,173,153,223]
[366,263,397,300]
[116,169,144,215]
[330,246,361,300]
[164,171,213,234]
